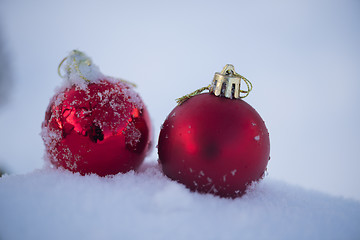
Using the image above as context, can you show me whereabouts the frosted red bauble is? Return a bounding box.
[42,80,152,176]
[158,93,270,198]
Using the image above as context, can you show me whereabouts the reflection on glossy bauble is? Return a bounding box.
[42,80,152,176]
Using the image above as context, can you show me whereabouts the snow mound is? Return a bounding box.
[1,162,359,240]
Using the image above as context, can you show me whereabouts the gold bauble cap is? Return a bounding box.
[210,64,243,99]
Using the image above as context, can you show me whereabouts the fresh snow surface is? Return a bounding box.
[1,162,359,240]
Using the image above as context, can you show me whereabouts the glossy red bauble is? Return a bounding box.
[158,93,270,198]
[42,80,152,176]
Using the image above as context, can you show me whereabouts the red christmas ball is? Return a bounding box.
[42,80,152,176]
[158,93,270,198]
[42,51,152,176]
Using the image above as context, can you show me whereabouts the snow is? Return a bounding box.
[1,162,360,240]
[55,50,143,108]
[58,50,104,89]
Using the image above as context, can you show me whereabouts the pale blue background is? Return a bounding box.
[0,0,359,200]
